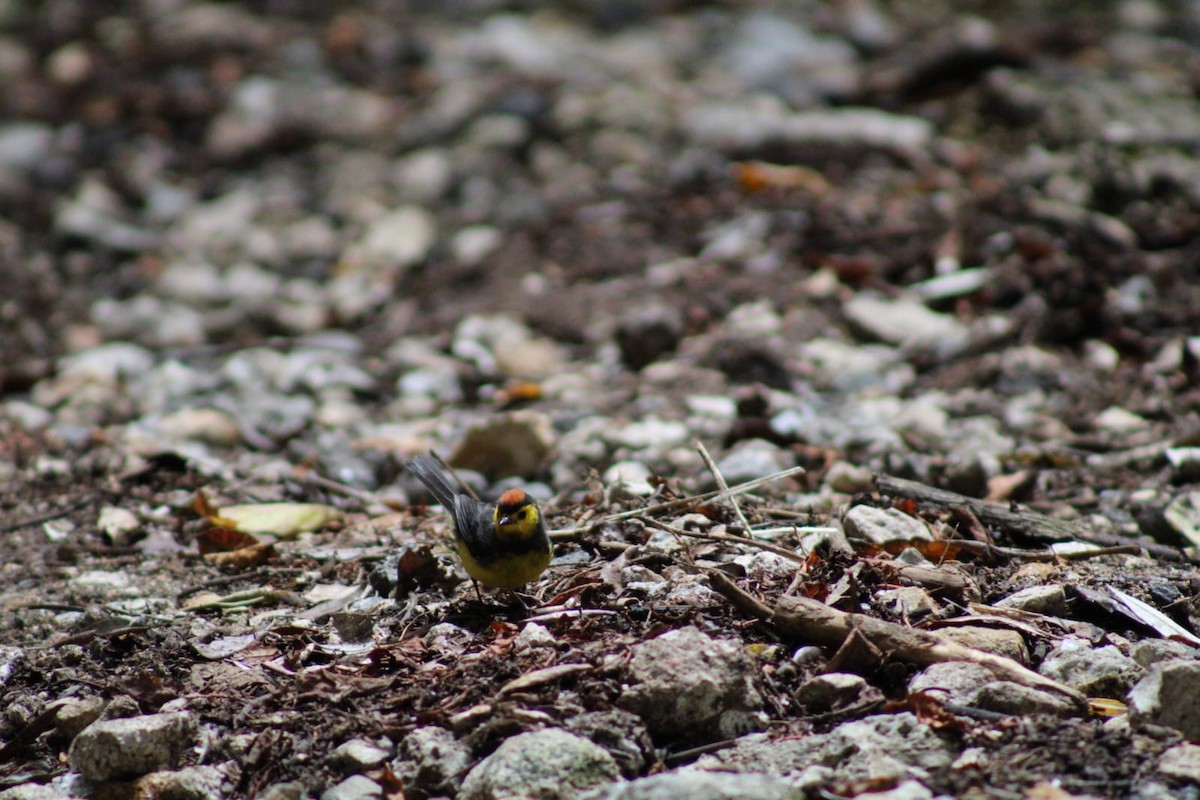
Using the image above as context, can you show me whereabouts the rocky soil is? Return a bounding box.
[5,1,1200,799]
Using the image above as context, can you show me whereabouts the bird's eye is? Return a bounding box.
[517,509,528,520]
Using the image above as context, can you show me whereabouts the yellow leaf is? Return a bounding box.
[1088,697,1127,717]
[212,502,341,538]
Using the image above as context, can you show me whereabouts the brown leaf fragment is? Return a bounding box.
[949,505,992,545]
[985,470,1036,502]
[906,688,963,730]
[497,663,592,697]
[397,545,442,594]
[197,526,260,554]
[202,542,275,568]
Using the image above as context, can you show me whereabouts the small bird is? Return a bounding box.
[404,454,553,595]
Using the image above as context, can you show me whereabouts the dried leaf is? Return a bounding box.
[907,688,962,730]
[1106,585,1200,648]
[208,502,342,538]
[191,633,258,660]
[1088,697,1128,717]
[197,526,259,554]
[864,540,966,561]
[201,543,275,568]
[498,664,591,696]
[497,381,543,408]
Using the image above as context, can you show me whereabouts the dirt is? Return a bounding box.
[5,2,1200,799]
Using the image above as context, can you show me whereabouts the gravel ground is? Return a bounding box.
[5,2,1200,799]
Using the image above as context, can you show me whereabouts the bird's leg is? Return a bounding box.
[472,578,484,604]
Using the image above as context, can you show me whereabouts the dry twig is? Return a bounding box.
[695,440,752,533]
[706,570,1086,707]
[876,473,1190,563]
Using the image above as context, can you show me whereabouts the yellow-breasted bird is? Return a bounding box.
[404,454,553,594]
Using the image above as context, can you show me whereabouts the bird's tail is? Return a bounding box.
[404,454,462,511]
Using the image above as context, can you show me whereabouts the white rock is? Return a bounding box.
[452,225,503,266]
[843,505,931,545]
[1040,644,1143,697]
[68,713,197,781]
[843,293,970,355]
[320,775,382,800]
[1159,743,1200,783]
[460,729,618,800]
[993,584,1068,615]
[611,419,690,451]
[1093,405,1150,433]
[1129,661,1200,739]
[619,626,763,740]
[329,739,391,771]
[344,206,436,272]
[97,506,139,543]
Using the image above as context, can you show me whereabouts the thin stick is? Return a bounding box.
[641,517,809,565]
[707,570,1085,706]
[696,440,751,533]
[748,525,839,538]
[301,471,389,508]
[550,465,806,536]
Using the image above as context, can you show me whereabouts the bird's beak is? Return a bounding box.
[497,515,513,527]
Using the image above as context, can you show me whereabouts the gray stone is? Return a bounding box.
[0,123,54,171]
[717,12,856,104]
[908,662,993,706]
[154,407,243,446]
[513,623,557,655]
[329,738,391,771]
[1129,661,1200,739]
[610,418,690,452]
[53,696,106,741]
[449,410,557,479]
[604,461,656,501]
[1131,639,1199,667]
[937,627,1029,664]
[874,587,937,619]
[696,713,953,787]
[320,775,382,800]
[1040,644,1144,697]
[97,506,140,545]
[800,339,913,394]
[684,104,932,154]
[208,77,393,159]
[716,440,792,486]
[1158,743,1200,783]
[843,294,969,355]
[133,764,238,800]
[343,206,436,272]
[459,728,619,800]
[824,462,876,495]
[394,726,471,798]
[619,626,763,742]
[68,712,197,781]
[853,781,934,800]
[580,770,795,800]
[0,786,71,800]
[843,505,932,545]
[796,673,867,712]
[972,682,1078,717]
[993,584,1068,616]
[257,783,307,800]
[566,710,654,780]
[92,295,206,348]
[451,225,502,266]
